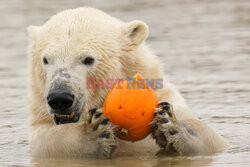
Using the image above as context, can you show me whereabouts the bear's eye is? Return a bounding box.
[43,57,48,65]
[82,57,95,65]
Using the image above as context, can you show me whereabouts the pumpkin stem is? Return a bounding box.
[120,128,129,136]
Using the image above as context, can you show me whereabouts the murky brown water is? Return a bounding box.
[0,0,249,166]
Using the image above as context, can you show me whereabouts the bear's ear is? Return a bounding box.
[121,20,149,47]
[27,25,41,42]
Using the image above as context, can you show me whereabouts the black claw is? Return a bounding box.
[94,113,103,119]
[88,108,97,115]
[163,105,170,111]
[100,118,109,125]
[169,129,178,135]
[158,102,170,111]
[158,111,166,115]
[158,102,170,106]
[159,118,169,123]
[99,131,110,138]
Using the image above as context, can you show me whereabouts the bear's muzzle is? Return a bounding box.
[47,88,81,125]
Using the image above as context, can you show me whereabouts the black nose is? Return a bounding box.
[47,91,74,110]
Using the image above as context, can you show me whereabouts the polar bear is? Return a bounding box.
[27,7,228,158]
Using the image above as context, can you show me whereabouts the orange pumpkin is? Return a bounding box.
[103,73,158,141]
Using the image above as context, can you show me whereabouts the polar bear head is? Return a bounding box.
[27,7,149,124]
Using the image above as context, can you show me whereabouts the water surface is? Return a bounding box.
[0,0,249,166]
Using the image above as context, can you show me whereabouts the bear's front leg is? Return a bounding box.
[86,108,117,158]
[152,102,206,155]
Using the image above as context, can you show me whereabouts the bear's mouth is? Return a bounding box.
[53,112,80,125]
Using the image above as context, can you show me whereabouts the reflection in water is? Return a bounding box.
[31,156,214,167]
[0,0,250,166]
